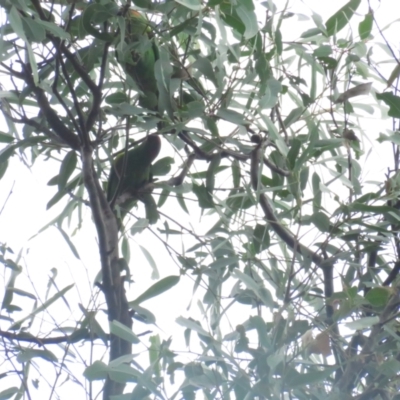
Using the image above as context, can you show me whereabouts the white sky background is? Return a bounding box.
[1,0,400,397]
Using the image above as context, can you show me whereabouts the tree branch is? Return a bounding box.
[250,141,335,320]
[81,146,132,399]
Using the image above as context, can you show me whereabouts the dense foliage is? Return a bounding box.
[1,0,400,399]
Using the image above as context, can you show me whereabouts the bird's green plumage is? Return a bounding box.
[108,135,161,225]
[120,10,159,110]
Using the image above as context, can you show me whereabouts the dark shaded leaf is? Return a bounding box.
[0,159,8,181]
[376,92,400,118]
[387,63,400,89]
[336,82,372,103]
[286,139,302,170]
[206,153,221,194]
[58,151,77,191]
[0,132,14,143]
[253,224,270,254]
[312,172,322,213]
[193,183,214,208]
[105,92,129,105]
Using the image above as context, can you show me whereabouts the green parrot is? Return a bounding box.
[120,10,159,111]
[107,134,161,225]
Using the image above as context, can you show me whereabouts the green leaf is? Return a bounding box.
[301,27,324,38]
[1,268,21,311]
[131,275,180,305]
[232,270,272,306]
[387,63,400,88]
[155,49,174,118]
[312,172,322,213]
[157,188,169,208]
[174,0,201,11]
[84,361,108,381]
[299,166,309,191]
[22,17,46,43]
[149,335,161,377]
[58,151,77,191]
[170,17,195,37]
[312,212,330,232]
[110,320,139,344]
[358,11,373,40]
[325,0,362,36]
[0,387,18,400]
[287,172,300,199]
[152,157,174,176]
[139,245,159,279]
[193,57,218,87]
[132,0,152,8]
[287,367,336,387]
[57,226,80,260]
[274,28,282,55]
[176,317,211,337]
[184,362,204,379]
[221,11,245,38]
[130,219,149,236]
[185,101,205,119]
[259,78,281,109]
[206,153,221,194]
[46,174,82,209]
[143,194,159,225]
[216,108,248,126]
[81,3,115,42]
[231,159,241,188]
[365,287,391,307]
[9,7,38,84]
[237,3,258,39]
[36,19,71,40]
[177,192,189,213]
[253,224,270,254]
[17,348,57,363]
[193,183,214,208]
[0,137,47,164]
[206,117,219,138]
[121,237,130,263]
[0,159,8,181]
[336,82,372,103]
[286,139,301,170]
[0,132,14,143]
[12,288,36,299]
[349,203,393,214]
[377,132,400,145]
[9,284,74,330]
[209,256,239,269]
[376,92,400,118]
[129,303,156,324]
[313,45,332,57]
[105,92,128,105]
[261,114,288,156]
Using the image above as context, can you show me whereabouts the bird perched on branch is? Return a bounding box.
[107,134,161,225]
[118,9,159,111]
